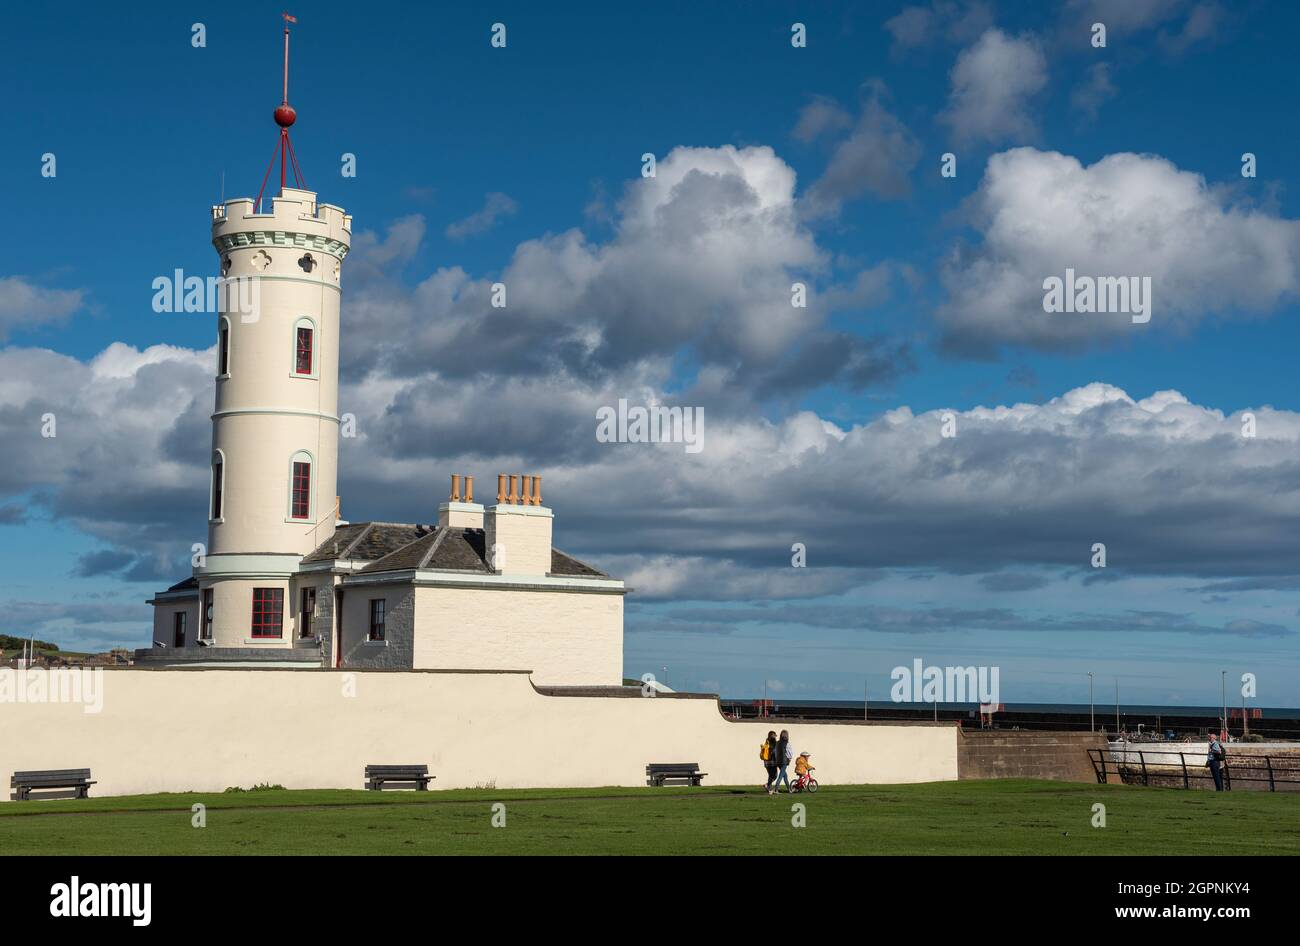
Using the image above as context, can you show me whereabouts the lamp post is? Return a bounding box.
[1221,670,1227,738]
[1088,672,1095,733]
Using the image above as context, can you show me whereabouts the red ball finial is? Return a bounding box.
[274,103,297,128]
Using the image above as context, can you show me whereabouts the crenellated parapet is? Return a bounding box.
[211,187,351,260]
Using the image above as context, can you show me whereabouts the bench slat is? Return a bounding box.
[13,769,92,779]
[364,765,428,774]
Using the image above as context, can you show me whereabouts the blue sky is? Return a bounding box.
[2,1,1299,708]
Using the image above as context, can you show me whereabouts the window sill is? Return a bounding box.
[363,639,388,647]
[209,517,225,525]
[244,637,285,644]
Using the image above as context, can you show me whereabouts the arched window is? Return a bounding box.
[211,450,226,521]
[217,316,231,378]
[293,317,316,377]
[288,450,313,521]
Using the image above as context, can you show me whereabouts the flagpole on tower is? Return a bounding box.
[256,12,305,211]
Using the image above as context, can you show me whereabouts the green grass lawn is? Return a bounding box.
[1,780,1296,855]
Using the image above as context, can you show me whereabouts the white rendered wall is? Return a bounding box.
[411,585,623,685]
[0,670,958,797]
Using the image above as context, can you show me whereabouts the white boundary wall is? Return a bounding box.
[2,669,958,798]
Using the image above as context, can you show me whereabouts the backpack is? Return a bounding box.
[759,741,771,762]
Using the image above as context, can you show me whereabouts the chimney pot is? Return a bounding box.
[521,475,533,505]
[450,474,461,502]
[508,474,520,505]
[532,475,542,506]
[497,474,507,504]
[465,475,474,503]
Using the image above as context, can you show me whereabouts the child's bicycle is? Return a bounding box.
[790,769,818,793]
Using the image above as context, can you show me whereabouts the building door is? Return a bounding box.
[173,611,186,648]
[201,588,214,641]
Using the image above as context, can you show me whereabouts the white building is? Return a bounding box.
[145,87,624,684]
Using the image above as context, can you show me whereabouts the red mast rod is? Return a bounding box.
[256,12,304,212]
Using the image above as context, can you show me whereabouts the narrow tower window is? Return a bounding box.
[218,319,231,376]
[173,611,186,648]
[290,456,311,519]
[369,599,386,641]
[295,324,313,375]
[211,454,224,520]
[251,588,284,639]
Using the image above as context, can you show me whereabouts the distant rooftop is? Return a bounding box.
[303,522,610,579]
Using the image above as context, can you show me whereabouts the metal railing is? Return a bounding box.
[1088,748,1300,791]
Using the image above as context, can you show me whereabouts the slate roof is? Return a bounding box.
[306,522,613,580]
[550,549,608,578]
[301,522,434,564]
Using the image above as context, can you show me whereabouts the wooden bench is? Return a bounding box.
[11,768,96,801]
[364,764,434,791]
[646,762,707,787]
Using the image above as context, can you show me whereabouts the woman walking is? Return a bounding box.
[761,730,778,793]
[771,729,793,794]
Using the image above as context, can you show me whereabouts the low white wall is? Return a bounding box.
[1,669,957,798]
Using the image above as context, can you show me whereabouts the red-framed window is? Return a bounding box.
[300,586,316,639]
[201,589,214,640]
[290,461,311,519]
[251,588,284,639]
[218,323,230,375]
[369,599,386,641]
[212,459,223,519]
[295,325,313,375]
[173,611,186,648]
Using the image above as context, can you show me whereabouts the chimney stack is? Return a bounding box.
[438,471,485,530]
[484,471,553,575]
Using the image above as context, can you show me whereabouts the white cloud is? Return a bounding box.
[940,29,1047,145]
[938,147,1300,353]
[0,276,85,340]
[445,192,519,241]
[883,1,994,54]
[4,327,1300,620]
[344,144,908,395]
[1070,62,1117,121]
[0,341,213,578]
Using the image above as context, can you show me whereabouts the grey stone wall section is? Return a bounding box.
[340,583,415,669]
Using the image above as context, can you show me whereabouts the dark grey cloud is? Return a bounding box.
[0,503,27,525]
[978,572,1051,592]
[630,601,1291,639]
[798,85,922,216]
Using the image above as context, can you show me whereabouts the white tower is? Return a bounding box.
[195,18,351,647]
